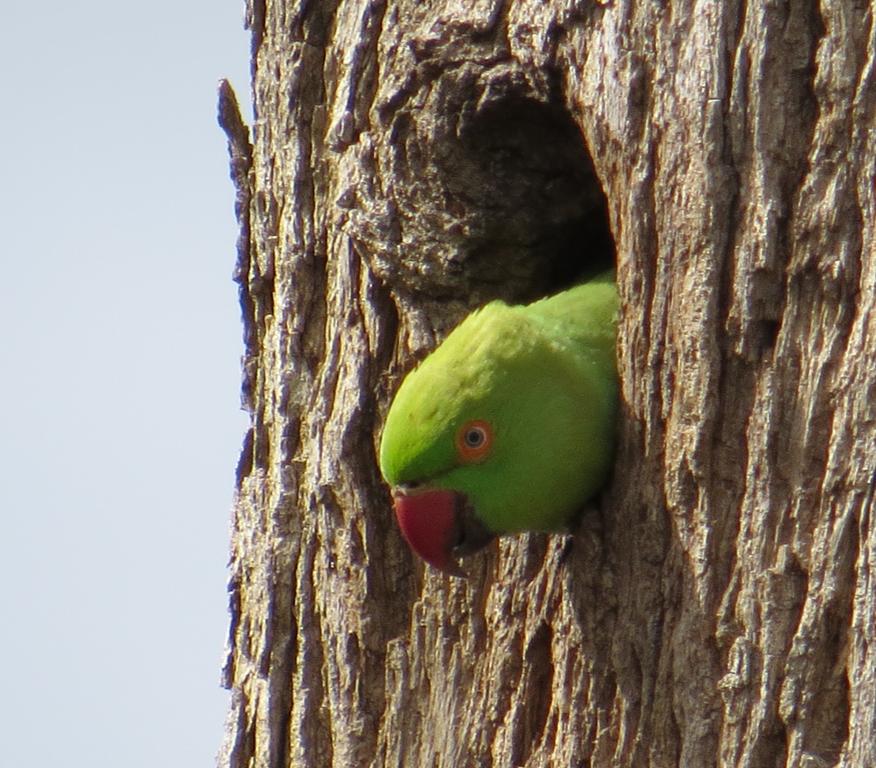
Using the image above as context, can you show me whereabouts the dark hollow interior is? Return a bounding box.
[443,97,615,301]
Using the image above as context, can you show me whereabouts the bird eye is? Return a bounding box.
[455,420,493,463]
[464,428,485,448]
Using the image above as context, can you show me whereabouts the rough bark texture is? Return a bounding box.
[217,1,876,766]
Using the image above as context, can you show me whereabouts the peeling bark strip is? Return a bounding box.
[218,1,876,767]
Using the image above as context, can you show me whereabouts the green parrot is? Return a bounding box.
[379,271,618,575]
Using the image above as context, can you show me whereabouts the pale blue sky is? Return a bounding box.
[0,3,252,765]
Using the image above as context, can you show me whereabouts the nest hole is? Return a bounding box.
[443,97,615,301]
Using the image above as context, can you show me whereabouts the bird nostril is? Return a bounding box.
[395,481,422,496]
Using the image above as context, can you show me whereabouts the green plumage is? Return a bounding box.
[380,272,618,536]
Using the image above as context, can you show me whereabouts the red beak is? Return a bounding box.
[393,488,464,576]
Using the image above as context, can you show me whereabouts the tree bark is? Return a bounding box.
[217,1,876,766]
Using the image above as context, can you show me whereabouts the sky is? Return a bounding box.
[0,3,252,765]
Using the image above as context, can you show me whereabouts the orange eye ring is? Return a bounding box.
[455,420,494,463]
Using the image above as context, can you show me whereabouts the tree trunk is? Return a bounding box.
[217,1,876,766]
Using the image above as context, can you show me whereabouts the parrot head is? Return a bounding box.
[379,297,615,575]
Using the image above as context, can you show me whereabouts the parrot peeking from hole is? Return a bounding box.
[378,271,618,576]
